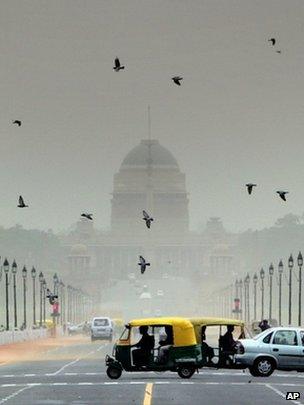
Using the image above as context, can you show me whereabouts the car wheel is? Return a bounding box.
[177,366,195,379]
[249,366,259,377]
[253,357,275,377]
[106,365,122,379]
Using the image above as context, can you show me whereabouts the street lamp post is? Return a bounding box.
[245,274,250,322]
[39,272,44,327]
[278,260,283,326]
[288,254,294,325]
[239,279,243,318]
[3,259,10,331]
[298,252,303,326]
[22,266,27,328]
[42,280,46,324]
[12,261,18,329]
[260,268,265,320]
[269,263,274,320]
[253,273,258,320]
[53,273,59,295]
[31,267,37,326]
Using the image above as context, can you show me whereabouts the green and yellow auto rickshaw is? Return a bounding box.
[105,317,202,379]
[189,317,250,369]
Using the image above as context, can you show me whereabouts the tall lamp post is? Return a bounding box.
[3,259,10,331]
[22,266,27,328]
[288,254,294,325]
[269,263,274,320]
[31,267,37,326]
[244,274,250,322]
[278,260,283,326]
[298,252,303,326]
[42,279,46,324]
[39,272,44,327]
[239,279,243,318]
[12,260,18,329]
[260,267,265,320]
[53,273,59,295]
[253,273,258,321]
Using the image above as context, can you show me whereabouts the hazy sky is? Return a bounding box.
[1,0,304,233]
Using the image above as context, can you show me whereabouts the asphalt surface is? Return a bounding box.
[0,337,304,404]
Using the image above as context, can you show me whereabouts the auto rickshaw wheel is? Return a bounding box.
[177,366,195,379]
[106,365,122,379]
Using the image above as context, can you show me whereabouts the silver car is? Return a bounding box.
[235,326,304,376]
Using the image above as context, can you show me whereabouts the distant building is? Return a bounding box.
[62,139,237,304]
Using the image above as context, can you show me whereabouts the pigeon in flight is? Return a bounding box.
[246,183,257,195]
[18,195,28,208]
[138,256,150,274]
[276,191,288,201]
[13,120,21,126]
[268,38,276,46]
[276,50,282,54]
[142,210,153,229]
[113,57,125,72]
[172,76,183,86]
[81,213,93,220]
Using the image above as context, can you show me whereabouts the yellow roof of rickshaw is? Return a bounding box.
[189,317,245,327]
[126,317,196,347]
[129,317,193,329]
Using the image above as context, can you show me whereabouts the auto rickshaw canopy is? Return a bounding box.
[125,317,197,347]
[189,317,245,343]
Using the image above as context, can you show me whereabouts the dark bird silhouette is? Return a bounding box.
[17,195,28,208]
[246,183,257,195]
[172,76,183,86]
[142,210,154,229]
[138,255,150,274]
[13,120,21,126]
[276,50,282,54]
[268,38,276,46]
[81,213,93,220]
[277,190,288,201]
[113,57,125,72]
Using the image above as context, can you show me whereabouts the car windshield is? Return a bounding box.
[94,319,109,327]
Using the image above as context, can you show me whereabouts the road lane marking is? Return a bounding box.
[265,383,303,405]
[49,358,81,375]
[143,383,153,405]
[0,385,31,404]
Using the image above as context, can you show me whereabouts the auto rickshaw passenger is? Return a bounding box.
[132,326,155,366]
[201,326,214,363]
[158,326,173,363]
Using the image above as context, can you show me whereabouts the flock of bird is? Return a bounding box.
[12,37,287,276]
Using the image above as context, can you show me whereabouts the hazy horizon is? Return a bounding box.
[1,0,304,233]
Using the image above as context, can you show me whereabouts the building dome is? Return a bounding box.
[70,243,88,256]
[121,139,179,169]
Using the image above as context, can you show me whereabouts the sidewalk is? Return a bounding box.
[0,335,89,365]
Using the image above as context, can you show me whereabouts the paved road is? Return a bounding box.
[0,337,303,404]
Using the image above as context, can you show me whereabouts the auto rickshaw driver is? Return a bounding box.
[132,325,154,366]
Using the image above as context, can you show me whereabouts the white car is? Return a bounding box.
[91,317,113,342]
[235,327,304,376]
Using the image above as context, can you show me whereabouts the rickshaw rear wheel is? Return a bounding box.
[106,365,122,379]
[177,366,195,379]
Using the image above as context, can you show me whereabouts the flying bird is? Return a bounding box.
[142,210,154,229]
[13,120,21,126]
[268,38,276,46]
[172,76,183,86]
[17,195,28,208]
[138,256,150,274]
[276,191,288,201]
[276,50,282,54]
[81,213,93,220]
[113,57,125,72]
[246,183,257,195]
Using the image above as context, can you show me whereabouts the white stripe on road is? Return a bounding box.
[0,385,31,404]
[49,358,81,376]
[266,383,303,405]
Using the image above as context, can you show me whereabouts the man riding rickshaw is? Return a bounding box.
[189,317,250,369]
[105,317,202,379]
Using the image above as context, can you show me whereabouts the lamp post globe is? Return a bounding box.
[278,260,283,274]
[3,258,9,273]
[12,260,17,274]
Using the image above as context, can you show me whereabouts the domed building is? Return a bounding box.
[63,138,237,314]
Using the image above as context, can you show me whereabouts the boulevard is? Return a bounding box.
[0,337,303,405]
